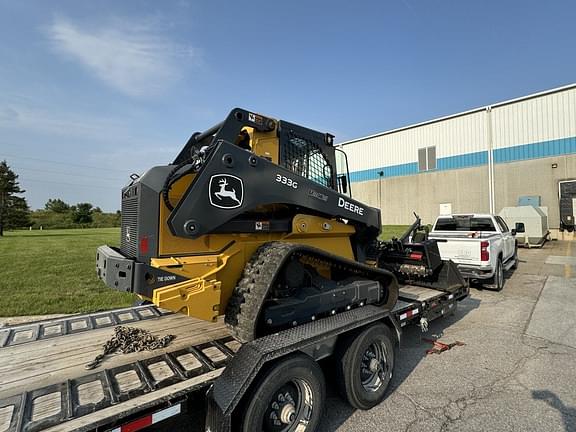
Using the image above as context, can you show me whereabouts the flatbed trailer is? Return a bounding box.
[0,284,468,432]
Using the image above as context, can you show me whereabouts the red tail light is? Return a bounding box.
[409,251,423,260]
[139,236,149,255]
[480,241,489,261]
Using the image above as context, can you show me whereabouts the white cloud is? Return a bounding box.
[47,17,196,97]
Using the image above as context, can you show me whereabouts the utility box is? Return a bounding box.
[499,206,550,247]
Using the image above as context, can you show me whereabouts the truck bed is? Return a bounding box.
[0,306,238,432]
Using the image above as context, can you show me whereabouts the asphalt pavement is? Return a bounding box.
[156,240,576,432]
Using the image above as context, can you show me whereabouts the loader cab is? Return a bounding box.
[277,120,338,192]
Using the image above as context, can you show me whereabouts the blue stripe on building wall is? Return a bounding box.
[349,136,576,183]
[436,150,488,170]
[493,136,576,163]
[349,163,418,183]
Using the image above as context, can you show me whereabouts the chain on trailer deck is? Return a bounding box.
[85,326,177,370]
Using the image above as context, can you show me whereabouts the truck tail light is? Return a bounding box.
[480,241,489,262]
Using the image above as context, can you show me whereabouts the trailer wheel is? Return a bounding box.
[240,354,325,432]
[335,323,394,410]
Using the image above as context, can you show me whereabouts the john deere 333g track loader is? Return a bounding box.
[96,108,462,343]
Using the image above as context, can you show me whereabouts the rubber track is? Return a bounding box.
[225,242,399,343]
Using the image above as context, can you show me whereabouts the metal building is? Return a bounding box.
[339,84,576,234]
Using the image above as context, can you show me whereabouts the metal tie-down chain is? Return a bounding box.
[85,325,176,370]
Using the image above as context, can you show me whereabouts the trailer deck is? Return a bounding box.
[0,283,468,432]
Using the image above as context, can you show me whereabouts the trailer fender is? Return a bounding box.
[206,305,393,431]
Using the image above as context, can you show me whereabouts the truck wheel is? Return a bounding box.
[240,354,325,432]
[334,323,394,410]
[487,257,504,291]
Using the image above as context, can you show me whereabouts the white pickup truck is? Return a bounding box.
[429,214,522,290]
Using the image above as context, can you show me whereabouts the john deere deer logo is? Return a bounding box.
[209,174,244,209]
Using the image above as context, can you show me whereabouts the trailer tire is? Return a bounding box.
[240,353,325,432]
[335,323,394,410]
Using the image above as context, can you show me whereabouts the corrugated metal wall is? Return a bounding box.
[341,85,576,182]
[492,87,576,162]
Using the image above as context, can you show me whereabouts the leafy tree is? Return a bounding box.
[45,198,70,213]
[4,196,31,229]
[0,160,31,236]
[72,202,94,224]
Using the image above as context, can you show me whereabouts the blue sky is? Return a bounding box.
[0,0,575,211]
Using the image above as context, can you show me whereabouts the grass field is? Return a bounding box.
[0,228,134,317]
[379,225,410,240]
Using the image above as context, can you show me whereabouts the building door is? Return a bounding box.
[559,180,576,232]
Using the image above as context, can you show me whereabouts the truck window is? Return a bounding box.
[495,216,509,233]
[470,218,496,231]
[435,217,496,231]
[435,218,458,231]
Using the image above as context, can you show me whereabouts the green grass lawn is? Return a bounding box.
[379,225,410,240]
[0,228,134,316]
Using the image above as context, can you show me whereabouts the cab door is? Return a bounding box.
[495,216,514,260]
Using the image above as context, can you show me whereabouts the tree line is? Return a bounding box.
[0,160,120,236]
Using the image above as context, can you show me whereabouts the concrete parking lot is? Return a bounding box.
[158,240,576,432]
[320,240,576,432]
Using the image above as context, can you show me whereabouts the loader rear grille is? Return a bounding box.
[120,187,139,257]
